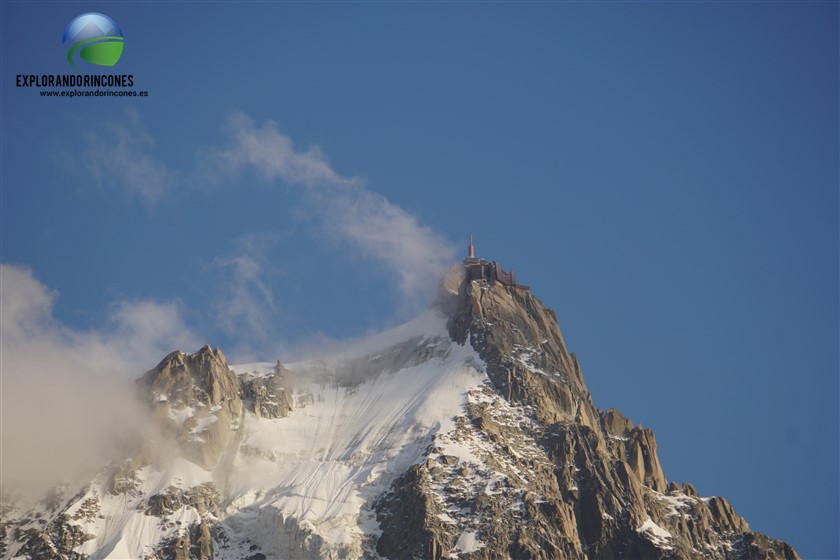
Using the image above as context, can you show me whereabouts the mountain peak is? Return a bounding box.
[416,252,799,559]
[447,274,594,427]
[1,263,799,559]
[138,345,243,469]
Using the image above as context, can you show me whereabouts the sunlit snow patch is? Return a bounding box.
[637,516,674,550]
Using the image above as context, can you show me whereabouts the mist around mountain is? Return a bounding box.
[0,265,799,560]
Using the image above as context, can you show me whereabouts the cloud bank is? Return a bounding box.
[0,264,200,492]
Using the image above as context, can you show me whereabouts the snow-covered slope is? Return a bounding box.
[221,311,485,558]
[1,309,488,560]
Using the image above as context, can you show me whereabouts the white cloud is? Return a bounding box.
[217,113,361,187]
[0,264,201,492]
[218,114,457,306]
[309,186,457,304]
[79,111,458,341]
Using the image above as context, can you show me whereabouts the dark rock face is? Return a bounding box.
[377,278,799,560]
[12,511,95,560]
[153,518,215,560]
[376,465,457,560]
[146,483,220,517]
[2,485,97,560]
[240,361,294,419]
[448,280,598,430]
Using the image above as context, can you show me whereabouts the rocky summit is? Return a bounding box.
[0,270,798,559]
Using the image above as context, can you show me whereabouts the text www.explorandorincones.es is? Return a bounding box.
[39,89,149,98]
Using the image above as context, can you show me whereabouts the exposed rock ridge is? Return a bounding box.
[138,344,244,470]
[239,360,294,419]
[376,277,799,560]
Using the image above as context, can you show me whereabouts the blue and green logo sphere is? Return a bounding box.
[62,13,124,69]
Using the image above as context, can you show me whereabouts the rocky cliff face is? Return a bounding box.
[0,274,799,560]
[375,277,798,560]
[138,344,244,470]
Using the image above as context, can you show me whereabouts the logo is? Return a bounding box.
[62,13,124,70]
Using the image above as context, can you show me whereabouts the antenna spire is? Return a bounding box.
[468,234,475,258]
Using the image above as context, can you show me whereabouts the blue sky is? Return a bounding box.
[1,2,837,557]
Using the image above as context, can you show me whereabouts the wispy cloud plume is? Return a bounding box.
[217,113,457,306]
[0,264,200,492]
[218,113,362,187]
[312,187,457,303]
[78,111,457,347]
